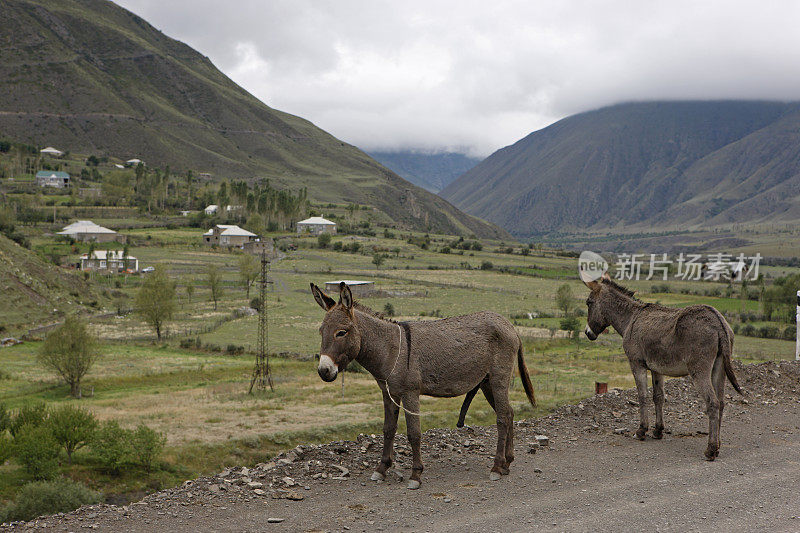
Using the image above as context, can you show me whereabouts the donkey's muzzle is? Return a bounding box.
[318,354,338,382]
[584,325,598,341]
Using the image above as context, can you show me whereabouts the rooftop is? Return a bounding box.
[298,217,336,225]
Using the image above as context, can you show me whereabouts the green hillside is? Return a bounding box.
[441,101,800,237]
[0,0,505,238]
[0,233,103,334]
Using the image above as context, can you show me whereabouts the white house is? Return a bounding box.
[40,146,64,157]
[36,171,70,188]
[125,158,144,167]
[205,204,219,215]
[79,250,138,273]
[203,224,258,247]
[297,216,337,235]
[58,220,119,243]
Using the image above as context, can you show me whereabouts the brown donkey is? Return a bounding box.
[582,275,742,460]
[310,282,536,488]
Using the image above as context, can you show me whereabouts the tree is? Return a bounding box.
[38,317,100,398]
[555,284,575,317]
[372,253,384,270]
[207,265,223,310]
[317,232,332,248]
[560,316,581,341]
[48,405,97,464]
[134,265,176,340]
[238,254,259,299]
[185,282,194,302]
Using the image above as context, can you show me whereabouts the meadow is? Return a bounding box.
[1,221,797,504]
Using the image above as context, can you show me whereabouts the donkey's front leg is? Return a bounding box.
[403,393,423,490]
[652,371,665,439]
[628,359,650,440]
[371,390,399,481]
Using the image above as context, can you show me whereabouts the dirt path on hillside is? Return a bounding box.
[5,361,800,533]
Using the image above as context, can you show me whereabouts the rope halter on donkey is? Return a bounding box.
[380,323,422,417]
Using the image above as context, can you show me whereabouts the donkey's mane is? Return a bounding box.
[601,278,638,300]
[353,301,398,324]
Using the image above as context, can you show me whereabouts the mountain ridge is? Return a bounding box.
[441,100,800,237]
[366,150,481,193]
[0,0,506,238]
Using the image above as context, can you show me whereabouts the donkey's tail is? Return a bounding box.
[712,308,743,395]
[517,344,537,407]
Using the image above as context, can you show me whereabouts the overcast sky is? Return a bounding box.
[116,0,800,157]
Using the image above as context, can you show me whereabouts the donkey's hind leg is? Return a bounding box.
[652,371,665,439]
[372,390,399,481]
[402,393,424,490]
[689,363,721,461]
[487,377,512,480]
[479,380,513,466]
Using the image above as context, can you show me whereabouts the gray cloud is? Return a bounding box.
[116,0,800,156]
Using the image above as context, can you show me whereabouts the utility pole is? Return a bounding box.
[249,249,273,393]
[795,290,799,361]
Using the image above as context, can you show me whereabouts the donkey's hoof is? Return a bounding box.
[652,428,664,440]
[371,471,385,481]
[407,480,421,490]
[489,471,502,481]
[635,429,647,440]
[704,446,719,461]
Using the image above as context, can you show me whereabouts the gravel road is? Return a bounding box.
[5,361,800,533]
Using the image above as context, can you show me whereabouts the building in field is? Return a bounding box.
[58,220,119,243]
[125,158,144,167]
[297,216,336,235]
[40,147,64,157]
[203,224,258,247]
[36,170,70,188]
[79,250,138,273]
[204,204,219,215]
[242,238,275,257]
[325,280,375,297]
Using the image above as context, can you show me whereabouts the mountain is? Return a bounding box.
[441,101,800,237]
[366,151,481,193]
[0,0,506,239]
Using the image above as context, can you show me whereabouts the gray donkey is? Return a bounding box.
[310,282,536,488]
[582,274,742,460]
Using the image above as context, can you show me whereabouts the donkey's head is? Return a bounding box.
[582,273,632,340]
[310,282,362,382]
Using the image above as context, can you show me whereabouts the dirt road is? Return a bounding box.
[6,361,800,532]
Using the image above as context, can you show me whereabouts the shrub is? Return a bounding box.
[0,433,12,464]
[317,233,332,248]
[0,479,100,523]
[38,317,101,398]
[440,247,450,254]
[250,296,262,312]
[91,421,132,475]
[480,261,493,271]
[130,425,166,472]
[783,326,797,341]
[741,324,756,337]
[48,405,97,463]
[13,425,60,480]
[10,403,49,437]
[560,316,581,339]
[332,241,342,251]
[383,303,395,317]
[0,403,9,434]
[226,344,244,355]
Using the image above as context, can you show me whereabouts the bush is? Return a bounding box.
[383,303,395,317]
[0,479,100,523]
[783,326,797,341]
[13,425,60,480]
[0,433,12,464]
[226,344,245,355]
[560,316,581,339]
[741,324,756,337]
[130,425,166,472]
[480,261,493,271]
[317,233,332,248]
[0,403,9,434]
[10,403,49,437]
[332,241,343,251]
[48,405,97,463]
[91,421,132,475]
[250,296,262,312]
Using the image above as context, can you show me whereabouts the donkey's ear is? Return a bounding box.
[310,283,335,311]
[339,282,354,310]
[584,279,600,291]
[601,272,611,281]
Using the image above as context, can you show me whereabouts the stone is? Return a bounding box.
[248,481,263,489]
[535,435,550,446]
[285,491,305,501]
[614,428,627,434]
[282,477,296,487]
[267,518,285,523]
[253,489,266,496]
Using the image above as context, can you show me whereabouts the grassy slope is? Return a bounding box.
[0,0,506,238]
[0,233,103,333]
